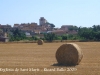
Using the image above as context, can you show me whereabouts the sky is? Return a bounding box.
[0,0,100,28]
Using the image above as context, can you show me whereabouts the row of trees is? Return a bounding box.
[8,25,100,42]
[9,29,26,41]
[9,29,39,41]
[44,33,68,42]
[78,25,100,41]
[8,28,68,42]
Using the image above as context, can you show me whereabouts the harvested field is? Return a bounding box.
[0,42,100,75]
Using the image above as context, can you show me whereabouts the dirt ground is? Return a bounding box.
[0,42,100,75]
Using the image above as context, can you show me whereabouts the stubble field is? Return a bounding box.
[0,42,100,75]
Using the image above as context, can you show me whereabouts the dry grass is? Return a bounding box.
[0,42,100,75]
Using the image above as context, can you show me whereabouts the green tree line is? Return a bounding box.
[78,25,100,41]
[8,25,100,42]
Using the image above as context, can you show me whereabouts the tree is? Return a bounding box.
[61,35,67,40]
[32,36,38,41]
[9,28,26,41]
[0,29,3,36]
[92,25,100,32]
[54,35,62,40]
[77,25,100,41]
[68,26,78,31]
[44,33,55,42]
[46,22,55,28]
[50,23,55,28]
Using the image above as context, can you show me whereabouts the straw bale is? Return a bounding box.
[56,43,83,66]
[37,39,44,45]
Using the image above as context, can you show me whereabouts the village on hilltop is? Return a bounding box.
[0,17,77,42]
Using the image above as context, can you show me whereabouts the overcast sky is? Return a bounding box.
[0,0,100,28]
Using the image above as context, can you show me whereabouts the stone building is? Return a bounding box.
[0,32,9,42]
[0,24,12,32]
[39,17,47,25]
[60,25,73,32]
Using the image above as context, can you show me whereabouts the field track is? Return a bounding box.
[0,42,100,75]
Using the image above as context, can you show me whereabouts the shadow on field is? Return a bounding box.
[51,63,76,67]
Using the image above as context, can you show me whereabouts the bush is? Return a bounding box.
[55,36,62,40]
[9,28,26,41]
[61,35,67,40]
[32,36,38,41]
[44,33,56,42]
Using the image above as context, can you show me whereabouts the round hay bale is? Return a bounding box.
[37,39,44,45]
[56,43,83,66]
